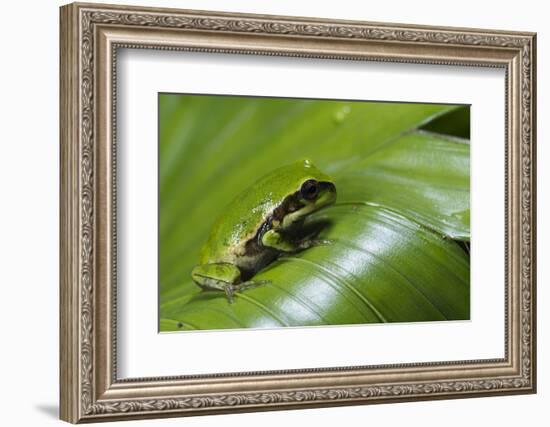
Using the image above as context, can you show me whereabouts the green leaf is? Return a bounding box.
[158,95,470,330]
[336,131,470,240]
[421,105,470,139]
[164,205,469,330]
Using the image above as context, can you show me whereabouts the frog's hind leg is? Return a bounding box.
[234,279,271,293]
[191,263,269,303]
[191,263,241,303]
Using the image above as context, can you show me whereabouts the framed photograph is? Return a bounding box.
[59,2,537,423]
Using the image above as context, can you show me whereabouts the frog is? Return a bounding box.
[191,160,337,303]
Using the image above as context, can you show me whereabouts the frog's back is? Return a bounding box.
[199,160,329,263]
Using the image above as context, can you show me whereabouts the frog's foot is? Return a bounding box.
[235,279,271,292]
[192,263,242,303]
[296,238,333,250]
[191,263,271,303]
[225,280,270,303]
[262,229,333,254]
[224,284,235,304]
[262,229,298,252]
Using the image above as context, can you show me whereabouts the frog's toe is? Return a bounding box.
[234,279,271,292]
[224,285,235,304]
[298,238,333,250]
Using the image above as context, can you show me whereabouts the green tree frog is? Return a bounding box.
[191,160,337,303]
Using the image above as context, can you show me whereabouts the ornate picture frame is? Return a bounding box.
[60,2,536,423]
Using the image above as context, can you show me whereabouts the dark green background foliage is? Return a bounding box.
[159,94,470,331]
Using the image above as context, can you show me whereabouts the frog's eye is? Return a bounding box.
[301,179,319,200]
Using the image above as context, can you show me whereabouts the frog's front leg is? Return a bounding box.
[261,229,299,252]
[191,263,269,303]
[262,229,332,253]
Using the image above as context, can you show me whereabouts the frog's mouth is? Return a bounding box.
[315,181,337,209]
[281,182,336,229]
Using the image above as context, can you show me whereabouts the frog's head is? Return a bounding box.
[277,160,337,229]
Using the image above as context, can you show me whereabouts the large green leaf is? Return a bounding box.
[161,204,469,330]
[158,95,470,330]
[337,131,470,240]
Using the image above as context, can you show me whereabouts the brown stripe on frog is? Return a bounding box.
[243,190,304,257]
